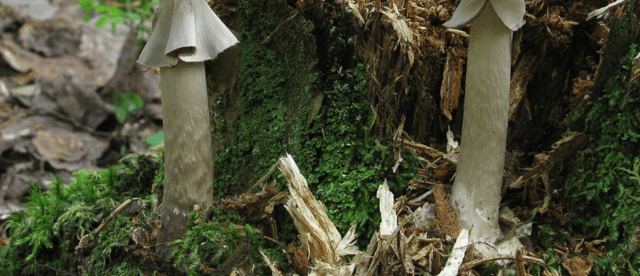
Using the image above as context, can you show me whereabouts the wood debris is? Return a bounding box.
[509,132,590,186]
[345,0,463,139]
[247,154,562,275]
[395,125,457,186]
[508,132,591,212]
[377,180,397,236]
[278,154,359,275]
[218,180,288,222]
[587,0,627,20]
[440,48,465,121]
[509,50,541,121]
[260,250,283,276]
[437,229,468,276]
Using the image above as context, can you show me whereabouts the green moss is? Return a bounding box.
[210,0,417,246]
[296,63,417,244]
[87,215,134,275]
[169,208,275,275]
[565,43,640,275]
[106,262,143,276]
[0,152,164,275]
[0,148,284,275]
[211,0,317,193]
[1,168,128,275]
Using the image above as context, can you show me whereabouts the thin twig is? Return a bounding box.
[458,254,545,272]
[251,160,281,189]
[253,12,300,52]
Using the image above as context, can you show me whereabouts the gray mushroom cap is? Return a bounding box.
[137,0,239,67]
[443,0,525,31]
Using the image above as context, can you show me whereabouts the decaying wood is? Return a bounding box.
[278,154,359,276]
[440,48,465,121]
[377,180,398,236]
[395,124,458,186]
[219,180,288,222]
[432,184,461,238]
[509,132,591,190]
[507,132,590,213]
[396,138,445,159]
[260,250,283,276]
[437,229,468,276]
[271,154,544,275]
[353,209,416,276]
[562,255,593,276]
[509,49,541,121]
[515,248,527,276]
[346,0,463,138]
[458,252,545,272]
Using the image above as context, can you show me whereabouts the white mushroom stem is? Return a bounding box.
[159,60,213,244]
[450,4,512,243]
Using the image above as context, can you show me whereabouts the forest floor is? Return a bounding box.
[0,0,639,275]
[0,0,163,224]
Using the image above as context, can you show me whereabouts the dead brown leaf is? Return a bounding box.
[32,129,86,163]
[562,256,593,276]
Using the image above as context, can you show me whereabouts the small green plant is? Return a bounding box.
[531,248,563,275]
[615,157,640,202]
[537,225,555,237]
[114,92,144,123]
[542,248,562,273]
[146,131,164,147]
[78,0,157,34]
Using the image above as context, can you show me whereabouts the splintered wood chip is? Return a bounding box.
[279,154,360,275]
[32,129,86,162]
[377,179,397,236]
[438,229,469,276]
[509,50,539,121]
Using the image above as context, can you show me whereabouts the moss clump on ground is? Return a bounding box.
[0,152,171,275]
[565,43,640,275]
[0,164,153,275]
[0,151,283,275]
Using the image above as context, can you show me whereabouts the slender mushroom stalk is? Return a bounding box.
[137,0,238,257]
[443,0,525,243]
